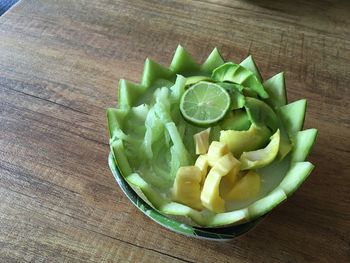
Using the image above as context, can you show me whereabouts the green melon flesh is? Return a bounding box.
[170,45,200,75]
[291,129,318,162]
[278,99,307,138]
[240,55,263,82]
[201,47,225,74]
[264,72,287,109]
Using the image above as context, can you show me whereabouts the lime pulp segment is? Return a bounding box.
[180,82,231,126]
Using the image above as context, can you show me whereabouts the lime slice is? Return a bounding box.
[180,82,231,126]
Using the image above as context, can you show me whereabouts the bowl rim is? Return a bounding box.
[108,152,263,240]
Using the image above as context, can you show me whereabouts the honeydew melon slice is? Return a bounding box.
[170,45,200,75]
[240,55,263,82]
[278,99,307,138]
[118,79,145,109]
[264,72,287,109]
[107,108,129,141]
[141,58,175,87]
[291,129,318,162]
[201,47,225,74]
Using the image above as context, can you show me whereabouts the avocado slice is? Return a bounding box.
[220,124,271,158]
[212,62,269,98]
[220,109,251,131]
[244,97,279,132]
[240,129,280,170]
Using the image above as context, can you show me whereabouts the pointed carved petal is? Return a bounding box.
[170,45,200,75]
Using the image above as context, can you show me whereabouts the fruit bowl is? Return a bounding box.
[107,45,317,238]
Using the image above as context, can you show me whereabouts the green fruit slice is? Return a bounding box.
[212,62,269,98]
[201,47,225,74]
[180,82,231,126]
[240,129,280,170]
[141,58,175,87]
[264,72,287,109]
[291,129,318,162]
[185,76,212,86]
[170,45,200,75]
[220,110,251,131]
[220,124,271,158]
[279,162,314,196]
[244,97,279,132]
[278,99,307,138]
[240,55,263,82]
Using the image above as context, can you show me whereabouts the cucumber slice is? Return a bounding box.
[240,55,263,82]
[279,162,314,196]
[141,58,175,87]
[212,62,269,98]
[264,72,287,109]
[118,79,145,109]
[291,129,318,162]
[201,47,225,74]
[170,45,200,75]
[278,99,307,138]
[244,97,278,132]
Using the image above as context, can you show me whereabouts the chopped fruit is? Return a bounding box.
[200,167,225,213]
[220,124,270,158]
[194,155,209,184]
[172,166,203,210]
[240,129,280,170]
[207,141,230,167]
[223,170,261,200]
[215,153,241,175]
[194,128,211,154]
[201,152,240,213]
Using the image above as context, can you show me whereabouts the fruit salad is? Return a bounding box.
[107,45,317,227]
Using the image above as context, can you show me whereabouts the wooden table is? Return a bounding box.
[1,0,349,262]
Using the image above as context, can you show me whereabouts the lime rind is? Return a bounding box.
[107,45,317,229]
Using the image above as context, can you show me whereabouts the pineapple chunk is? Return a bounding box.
[215,153,241,175]
[194,155,209,184]
[194,128,211,154]
[172,166,203,210]
[207,141,230,167]
[200,167,225,213]
[223,170,261,200]
[200,153,240,213]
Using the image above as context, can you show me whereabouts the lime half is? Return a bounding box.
[180,82,231,126]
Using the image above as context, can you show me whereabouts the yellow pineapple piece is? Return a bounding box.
[215,153,241,175]
[172,166,203,210]
[224,170,261,200]
[193,128,211,154]
[207,141,230,167]
[200,167,225,213]
[194,154,209,184]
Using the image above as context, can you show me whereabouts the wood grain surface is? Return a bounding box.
[1,0,349,262]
